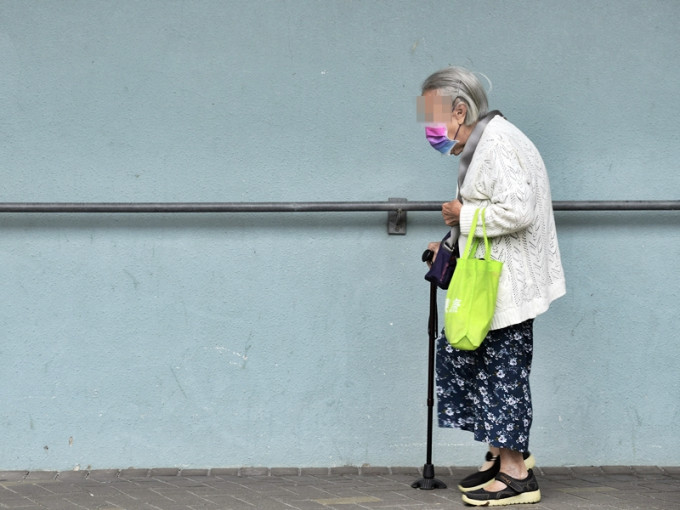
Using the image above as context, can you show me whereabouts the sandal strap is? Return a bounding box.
[484,451,498,462]
[495,471,533,493]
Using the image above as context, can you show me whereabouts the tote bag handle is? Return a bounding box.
[461,208,491,261]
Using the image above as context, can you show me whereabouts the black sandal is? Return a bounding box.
[458,451,535,493]
[458,452,500,492]
[461,469,541,506]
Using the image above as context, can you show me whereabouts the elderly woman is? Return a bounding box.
[417,67,566,506]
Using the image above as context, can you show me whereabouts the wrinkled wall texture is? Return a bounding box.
[1,1,678,470]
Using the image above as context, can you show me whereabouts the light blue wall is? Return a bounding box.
[1,1,678,471]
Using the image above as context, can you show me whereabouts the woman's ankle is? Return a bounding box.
[499,449,528,479]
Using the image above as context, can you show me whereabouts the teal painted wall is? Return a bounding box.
[1,1,678,470]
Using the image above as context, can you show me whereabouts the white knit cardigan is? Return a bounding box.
[457,116,566,330]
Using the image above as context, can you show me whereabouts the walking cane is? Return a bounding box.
[411,250,447,490]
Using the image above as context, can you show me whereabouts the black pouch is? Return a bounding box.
[424,231,460,290]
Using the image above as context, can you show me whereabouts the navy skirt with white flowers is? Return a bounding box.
[435,319,534,452]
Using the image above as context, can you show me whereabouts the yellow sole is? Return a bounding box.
[462,489,541,506]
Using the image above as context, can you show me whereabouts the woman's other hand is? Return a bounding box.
[425,241,441,267]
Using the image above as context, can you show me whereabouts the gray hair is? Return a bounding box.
[421,66,489,125]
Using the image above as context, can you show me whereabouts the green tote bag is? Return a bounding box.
[444,208,503,350]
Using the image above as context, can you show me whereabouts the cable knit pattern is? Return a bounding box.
[458,117,566,330]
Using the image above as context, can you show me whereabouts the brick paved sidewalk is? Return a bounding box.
[1,466,678,509]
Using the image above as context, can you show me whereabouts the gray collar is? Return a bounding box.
[457,110,503,193]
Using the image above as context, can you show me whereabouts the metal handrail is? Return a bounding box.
[1,200,677,234]
[0,200,678,213]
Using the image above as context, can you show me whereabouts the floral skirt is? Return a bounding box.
[435,319,534,452]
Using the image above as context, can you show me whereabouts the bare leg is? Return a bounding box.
[484,448,528,491]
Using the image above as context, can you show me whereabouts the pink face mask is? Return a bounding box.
[425,123,460,155]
